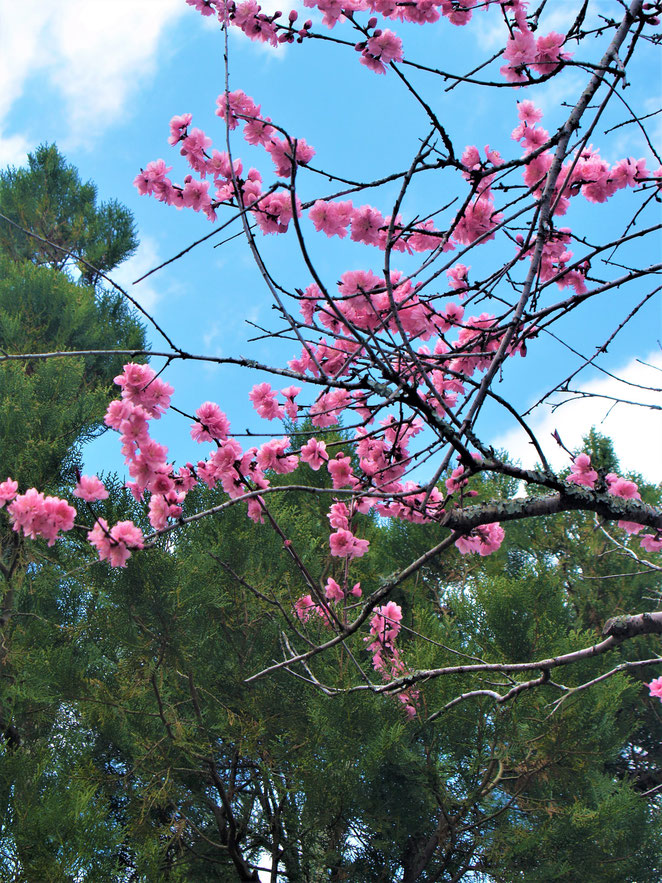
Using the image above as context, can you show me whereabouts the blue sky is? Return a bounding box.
[2,0,661,483]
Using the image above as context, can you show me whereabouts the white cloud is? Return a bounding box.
[0,131,30,168]
[111,234,164,314]
[0,0,187,149]
[202,321,221,352]
[492,352,662,482]
[471,8,505,52]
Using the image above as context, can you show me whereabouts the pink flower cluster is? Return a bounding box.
[292,574,362,625]
[648,677,662,701]
[5,485,76,547]
[366,601,418,717]
[191,401,231,443]
[455,522,505,556]
[565,456,660,551]
[73,475,109,502]
[498,1,572,83]
[566,454,598,488]
[0,474,143,569]
[357,29,404,74]
[508,102,659,292]
[135,89,311,231]
[325,499,370,559]
[88,519,144,569]
[308,198,448,255]
[325,577,362,602]
[513,103,656,206]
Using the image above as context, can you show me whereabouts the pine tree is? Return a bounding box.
[10,440,656,880]
[0,143,138,285]
[0,147,146,880]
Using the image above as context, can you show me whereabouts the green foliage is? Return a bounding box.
[0,256,145,489]
[0,149,147,880]
[0,143,138,283]
[4,455,655,881]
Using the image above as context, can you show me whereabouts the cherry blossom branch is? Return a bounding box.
[547,656,662,714]
[351,610,662,697]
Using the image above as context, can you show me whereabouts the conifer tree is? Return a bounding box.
[0,143,138,284]
[6,437,656,880]
[0,147,146,878]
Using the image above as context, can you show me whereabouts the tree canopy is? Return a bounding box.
[0,143,138,285]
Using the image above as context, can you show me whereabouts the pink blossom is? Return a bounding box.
[619,520,644,535]
[325,578,345,602]
[360,29,404,74]
[294,594,316,622]
[309,199,353,238]
[0,478,18,507]
[168,113,192,145]
[606,474,640,500]
[215,90,258,129]
[134,159,173,196]
[180,127,212,171]
[641,534,662,553]
[329,528,370,559]
[73,475,109,502]
[233,1,279,46]
[518,100,543,125]
[148,494,171,530]
[252,191,301,235]
[89,519,144,568]
[368,601,402,647]
[249,382,284,420]
[439,0,473,25]
[8,489,76,546]
[447,263,470,293]
[266,137,315,178]
[520,126,549,153]
[350,205,385,246]
[114,363,173,419]
[299,283,321,324]
[182,177,212,212]
[445,465,468,494]
[280,385,301,419]
[243,115,275,147]
[409,219,442,252]
[453,193,502,245]
[648,677,662,700]
[191,402,230,442]
[104,399,135,430]
[247,497,265,524]
[147,470,175,496]
[186,0,217,17]
[177,465,197,493]
[303,0,344,28]
[310,389,351,426]
[566,453,598,488]
[327,501,350,530]
[327,453,355,488]
[455,522,505,556]
[257,437,298,474]
[532,32,571,75]
[300,438,329,471]
[611,157,648,190]
[501,26,536,82]
[210,437,243,474]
